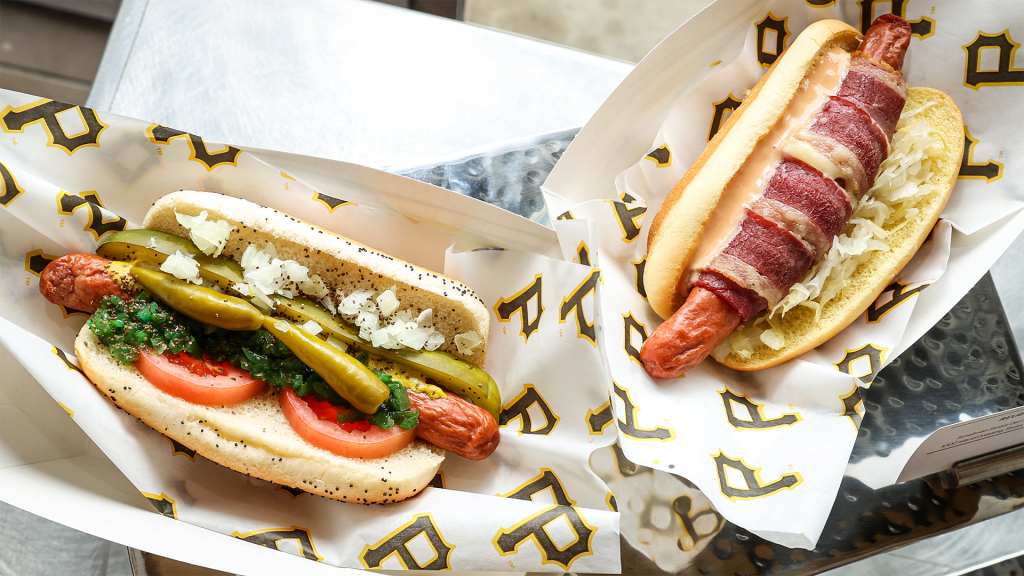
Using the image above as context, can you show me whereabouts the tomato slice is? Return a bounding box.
[279,388,414,459]
[135,350,267,406]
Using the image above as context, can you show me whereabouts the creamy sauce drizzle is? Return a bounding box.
[682,46,852,288]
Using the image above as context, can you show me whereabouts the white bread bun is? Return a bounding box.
[646,20,863,319]
[76,323,444,504]
[721,87,963,370]
[143,191,489,366]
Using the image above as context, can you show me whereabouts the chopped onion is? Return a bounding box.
[174,209,231,257]
[160,251,202,285]
[376,287,400,317]
[300,320,322,336]
[455,331,483,355]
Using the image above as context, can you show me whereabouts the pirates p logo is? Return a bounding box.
[312,191,355,212]
[709,94,743,141]
[644,144,672,167]
[712,451,802,501]
[141,492,177,519]
[606,200,646,243]
[500,384,559,435]
[575,241,591,266]
[494,469,597,570]
[867,280,931,323]
[495,274,544,344]
[959,126,1004,182]
[557,210,575,221]
[834,343,888,385]
[840,385,864,430]
[162,435,197,461]
[586,400,613,435]
[632,256,648,300]
[672,494,725,552]
[233,526,323,561]
[147,123,242,171]
[0,161,25,206]
[1,99,107,155]
[857,0,935,39]
[719,388,800,430]
[360,513,454,570]
[51,346,84,376]
[56,191,128,240]
[755,13,789,68]
[963,30,1024,89]
[623,312,648,366]
[559,269,601,346]
[613,382,676,441]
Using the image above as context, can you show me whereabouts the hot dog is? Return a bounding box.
[641,16,964,377]
[40,191,501,503]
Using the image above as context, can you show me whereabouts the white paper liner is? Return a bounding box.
[0,88,620,572]
[542,0,1024,549]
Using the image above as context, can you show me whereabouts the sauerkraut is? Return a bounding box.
[718,103,942,358]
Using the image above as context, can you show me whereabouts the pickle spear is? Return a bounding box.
[262,317,389,414]
[270,295,501,421]
[130,266,263,332]
[99,230,244,291]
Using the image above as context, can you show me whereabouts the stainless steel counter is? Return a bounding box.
[76,0,1024,574]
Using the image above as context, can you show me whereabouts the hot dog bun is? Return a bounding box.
[720,87,962,370]
[72,191,497,503]
[646,20,862,320]
[644,20,963,371]
[76,324,444,504]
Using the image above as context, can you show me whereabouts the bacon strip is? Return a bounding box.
[808,96,890,180]
[838,55,909,140]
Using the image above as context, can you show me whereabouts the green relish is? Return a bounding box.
[89,294,417,429]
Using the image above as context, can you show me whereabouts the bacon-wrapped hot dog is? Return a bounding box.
[641,16,963,377]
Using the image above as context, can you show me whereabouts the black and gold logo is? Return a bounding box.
[644,144,672,167]
[867,280,931,323]
[623,312,649,366]
[494,274,544,344]
[499,384,559,435]
[557,210,575,221]
[840,385,864,430]
[1,99,107,155]
[559,269,601,346]
[276,485,307,499]
[147,123,242,171]
[613,382,676,442]
[428,471,446,489]
[606,200,646,243]
[586,400,613,435]
[233,526,323,561]
[56,190,128,241]
[312,191,355,212]
[51,346,84,376]
[712,451,802,501]
[575,240,591,266]
[632,255,648,300]
[756,13,790,68]
[709,94,744,141]
[0,160,25,207]
[805,0,836,6]
[962,30,1024,89]
[141,492,177,519]
[27,250,88,317]
[834,343,888,385]
[959,126,1004,182]
[719,388,801,430]
[494,469,597,570]
[672,493,725,552]
[360,513,454,570]
[857,1,935,39]
[162,435,197,461]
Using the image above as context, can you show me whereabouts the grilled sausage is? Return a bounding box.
[408,389,500,461]
[39,254,132,313]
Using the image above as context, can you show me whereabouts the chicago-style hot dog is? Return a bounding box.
[641,16,964,378]
[40,191,500,503]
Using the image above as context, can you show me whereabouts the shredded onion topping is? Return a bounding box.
[160,250,202,285]
[174,210,232,257]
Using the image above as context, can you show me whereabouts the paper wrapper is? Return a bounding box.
[0,88,621,572]
[542,0,1024,549]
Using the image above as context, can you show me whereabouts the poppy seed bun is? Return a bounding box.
[143,191,489,367]
[720,87,963,370]
[645,20,863,320]
[76,324,445,504]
